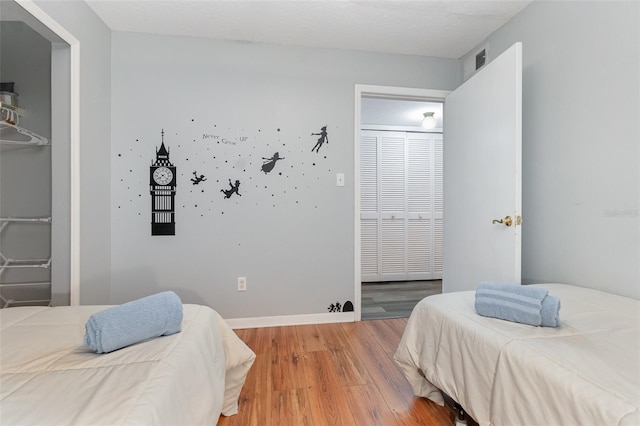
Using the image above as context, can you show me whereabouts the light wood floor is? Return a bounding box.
[362,280,442,320]
[217,319,454,426]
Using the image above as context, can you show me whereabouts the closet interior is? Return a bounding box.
[0,19,53,307]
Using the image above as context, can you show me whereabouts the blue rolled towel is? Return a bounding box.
[475,282,560,327]
[540,294,561,327]
[83,291,183,353]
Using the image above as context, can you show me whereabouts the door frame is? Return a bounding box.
[354,85,450,321]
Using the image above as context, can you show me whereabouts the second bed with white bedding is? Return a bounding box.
[394,284,640,426]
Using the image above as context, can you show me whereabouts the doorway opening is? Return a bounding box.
[354,85,451,321]
[0,0,80,306]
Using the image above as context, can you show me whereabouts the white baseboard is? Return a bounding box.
[225,311,355,329]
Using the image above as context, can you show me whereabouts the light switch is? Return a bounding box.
[336,173,345,187]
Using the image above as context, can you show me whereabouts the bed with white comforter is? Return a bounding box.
[0,304,255,425]
[394,284,640,426]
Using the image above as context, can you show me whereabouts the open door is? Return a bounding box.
[442,42,522,293]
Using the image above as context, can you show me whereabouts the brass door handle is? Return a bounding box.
[492,216,513,226]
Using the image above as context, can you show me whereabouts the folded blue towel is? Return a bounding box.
[540,294,561,327]
[83,291,183,353]
[475,282,560,327]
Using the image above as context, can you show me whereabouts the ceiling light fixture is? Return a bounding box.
[422,112,436,130]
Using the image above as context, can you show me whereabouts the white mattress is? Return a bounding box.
[0,304,255,425]
[394,284,640,426]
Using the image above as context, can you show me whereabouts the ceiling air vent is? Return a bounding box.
[463,45,489,81]
[475,49,487,70]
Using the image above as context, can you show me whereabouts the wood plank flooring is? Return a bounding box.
[217,319,454,426]
[362,280,442,320]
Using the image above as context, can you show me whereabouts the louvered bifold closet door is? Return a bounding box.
[407,134,432,280]
[432,135,444,278]
[379,132,407,281]
[360,131,379,281]
[360,130,443,282]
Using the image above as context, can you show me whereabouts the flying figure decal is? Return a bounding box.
[221,179,242,199]
[261,152,285,174]
[191,171,207,185]
[311,126,328,153]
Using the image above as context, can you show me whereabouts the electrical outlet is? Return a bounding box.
[237,277,247,291]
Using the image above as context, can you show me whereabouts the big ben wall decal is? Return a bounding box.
[150,130,177,235]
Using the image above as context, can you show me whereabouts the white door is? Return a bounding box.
[442,42,522,293]
[406,133,443,280]
[379,131,407,280]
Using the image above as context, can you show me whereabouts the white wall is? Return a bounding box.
[110,32,460,319]
[462,1,639,298]
[34,0,112,304]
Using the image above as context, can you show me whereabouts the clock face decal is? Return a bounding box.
[153,167,173,185]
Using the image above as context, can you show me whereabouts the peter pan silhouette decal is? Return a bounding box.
[311,126,328,153]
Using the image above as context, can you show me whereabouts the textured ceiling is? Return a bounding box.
[85,0,532,59]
